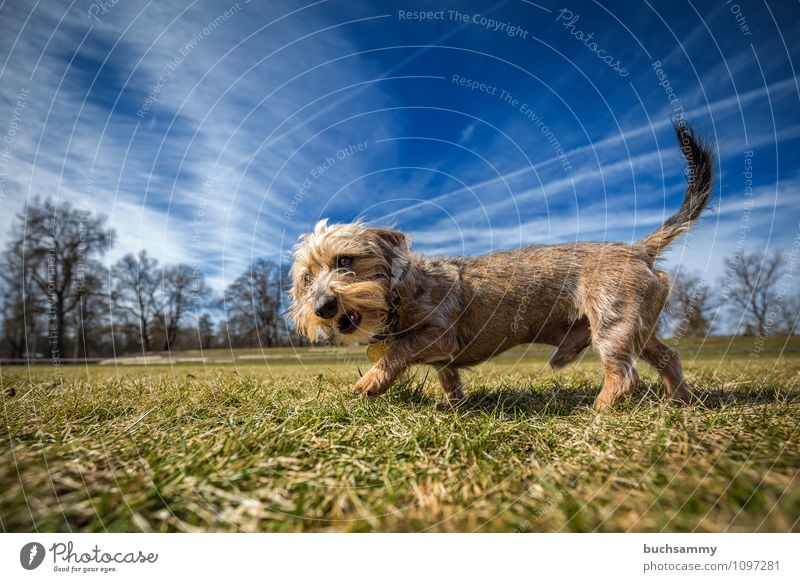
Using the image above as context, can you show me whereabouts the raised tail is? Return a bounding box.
[637,122,715,262]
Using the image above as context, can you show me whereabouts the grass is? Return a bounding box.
[1,336,798,532]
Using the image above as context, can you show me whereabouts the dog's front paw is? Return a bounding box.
[592,396,611,412]
[670,382,698,406]
[353,368,390,397]
[436,389,466,411]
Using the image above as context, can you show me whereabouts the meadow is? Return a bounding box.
[1,336,798,532]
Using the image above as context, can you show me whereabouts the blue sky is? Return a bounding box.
[0,0,798,294]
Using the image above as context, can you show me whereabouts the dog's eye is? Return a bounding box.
[303,271,313,288]
[335,256,354,270]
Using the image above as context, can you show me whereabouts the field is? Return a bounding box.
[1,336,798,532]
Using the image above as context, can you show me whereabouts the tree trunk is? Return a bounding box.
[140,316,151,352]
[75,322,85,360]
[53,296,65,363]
[163,321,176,351]
[8,336,23,359]
[75,299,86,360]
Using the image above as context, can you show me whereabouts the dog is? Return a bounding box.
[288,123,714,410]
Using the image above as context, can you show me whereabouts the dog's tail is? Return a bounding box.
[636,122,714,263]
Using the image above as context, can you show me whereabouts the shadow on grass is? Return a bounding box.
[384,375,595,417]
[375,362,800,418]
[454,386,595,417]
[387,377,800,417]
[697,386,800,408]
[459,383,800,416]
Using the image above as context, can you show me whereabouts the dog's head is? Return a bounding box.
[288,220,411,343]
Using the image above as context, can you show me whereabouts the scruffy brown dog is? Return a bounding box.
[289,123,714,411]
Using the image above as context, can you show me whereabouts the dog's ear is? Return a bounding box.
[368,228,413,299]
[369,228,410,254]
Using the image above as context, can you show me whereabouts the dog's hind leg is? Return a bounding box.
[436,366,466,403]
[586,301,643,411]
[593,341,640,411]
[587,266,678,410]
[638,271,694,403]
[641,339,695,404]
[549,317,592,369]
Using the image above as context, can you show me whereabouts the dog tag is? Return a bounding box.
[366,342,389,363]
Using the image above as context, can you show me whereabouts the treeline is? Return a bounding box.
[0,197,797,361]
[663,249,798,340]
[0,197,301,361]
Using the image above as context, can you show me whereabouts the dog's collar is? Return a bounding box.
[371,256,417,345]
[370,292,401,346]
[384,257,411,332]
[387,287,402,328]
[366,341,389,363]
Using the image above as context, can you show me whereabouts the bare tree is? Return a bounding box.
[0,238,42,358]
[777,296,800,335]
[0,294,32,359]
[222,259,286,348]
[69,264,109,359]
[111,250,160,352]
[721,250,785,336]
[664,272,713,338]
[159,264,210,351]
[7,197,114,361]
[195,312,216,349]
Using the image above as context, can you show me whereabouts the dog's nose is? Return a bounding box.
[314,295,339,319]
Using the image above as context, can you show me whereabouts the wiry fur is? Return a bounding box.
[289,123,715,410]
[637,123,715,261]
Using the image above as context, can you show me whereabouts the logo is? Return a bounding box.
[20,542,46,570]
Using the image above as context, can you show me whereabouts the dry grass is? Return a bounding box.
[1,336,798,532]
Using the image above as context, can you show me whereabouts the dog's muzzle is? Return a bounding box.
[337,310,362,334]
[314,294,338,319]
